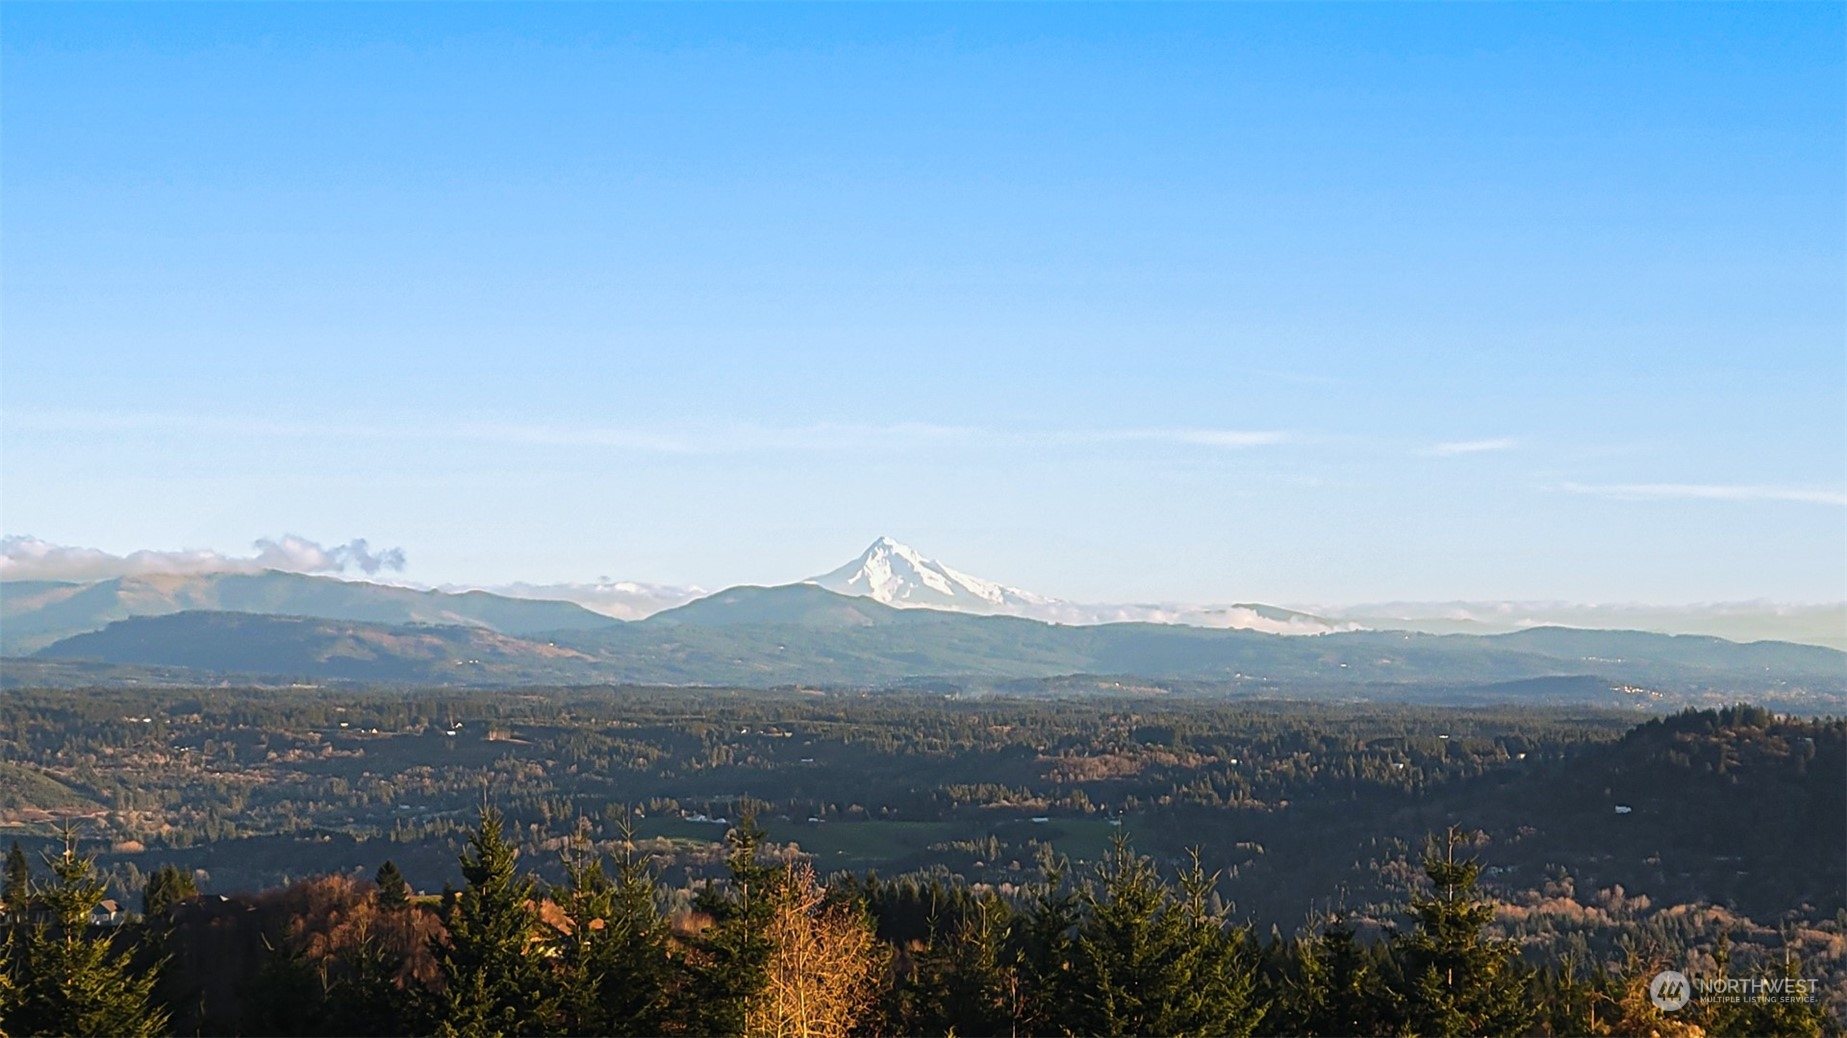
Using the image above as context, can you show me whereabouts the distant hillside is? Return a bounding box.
[35,611,603,685]
[24,586,1846,702]
[648,583,904,628]
[1442,706,1847,918]
[1337,602,1847,651]
[1488,625,1847,674]
[0,760,100,813]
[0,657,277,690]
[0,570,618,654]
[1178,705,1847,937]
[1567,706,1845,915]
[600,585,1847,690]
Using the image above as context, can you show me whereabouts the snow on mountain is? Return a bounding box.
[809,536,1055,614]
[808,537,1357,635]
[454,580,707,621]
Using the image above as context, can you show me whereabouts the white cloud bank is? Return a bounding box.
[0,535,407,582]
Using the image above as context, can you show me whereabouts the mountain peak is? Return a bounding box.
[807,537,1356,635]
[811,538,1045,613]
[859,536,933,569]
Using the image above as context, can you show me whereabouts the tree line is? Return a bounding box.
[0,810,1838,1038]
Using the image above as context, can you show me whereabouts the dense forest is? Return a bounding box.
[0,807,1838,1036]
[0,689,1841,1034]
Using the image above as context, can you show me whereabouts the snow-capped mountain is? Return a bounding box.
[809,537,1357,635]
[809,536,1055,614]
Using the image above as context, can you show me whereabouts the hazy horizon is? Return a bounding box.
[5,532,1844,618]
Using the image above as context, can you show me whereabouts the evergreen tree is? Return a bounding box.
[1527,952,1619,1038]
[1392,827,1532,1038]
[141,864,197,918]
[375,860,411,910]
[239,943,331,1037]
[553,849,617,1038]
[323,923,416,1038]
[0,930,13,1034]
[552,831,679,1037]
[688,807,780,1036]
[903,891,1019,1037]
[2,843,27,920]
[1068,839,1263,1037]
[1169,850,1265,1037]
[1277,921,1401,1036]
[607,835,683,1034]
[427,806,556,1038]
[1069,836,1180,1036]
[1013,845,1081,1035]
[13,829,167,1038]
[0,925,18,1038]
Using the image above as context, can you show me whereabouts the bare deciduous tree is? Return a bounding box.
[744,862,881,1038]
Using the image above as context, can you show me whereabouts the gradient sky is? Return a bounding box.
[3,3,1843,605]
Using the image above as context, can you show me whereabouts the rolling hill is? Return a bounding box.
[24,583,1846,702]
[32,610,603,685]
[0,570,618,654]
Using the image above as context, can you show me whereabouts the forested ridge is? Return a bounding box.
[22,597,1847,705]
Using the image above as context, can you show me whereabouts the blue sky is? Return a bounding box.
[3,3,1842,604]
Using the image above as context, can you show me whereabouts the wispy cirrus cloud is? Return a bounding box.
[1422,438,1518,457]
[1062,428,1291,449]
[1150,428,1290,448]
[4,409,1289,455]
[1560,482,1847,507]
